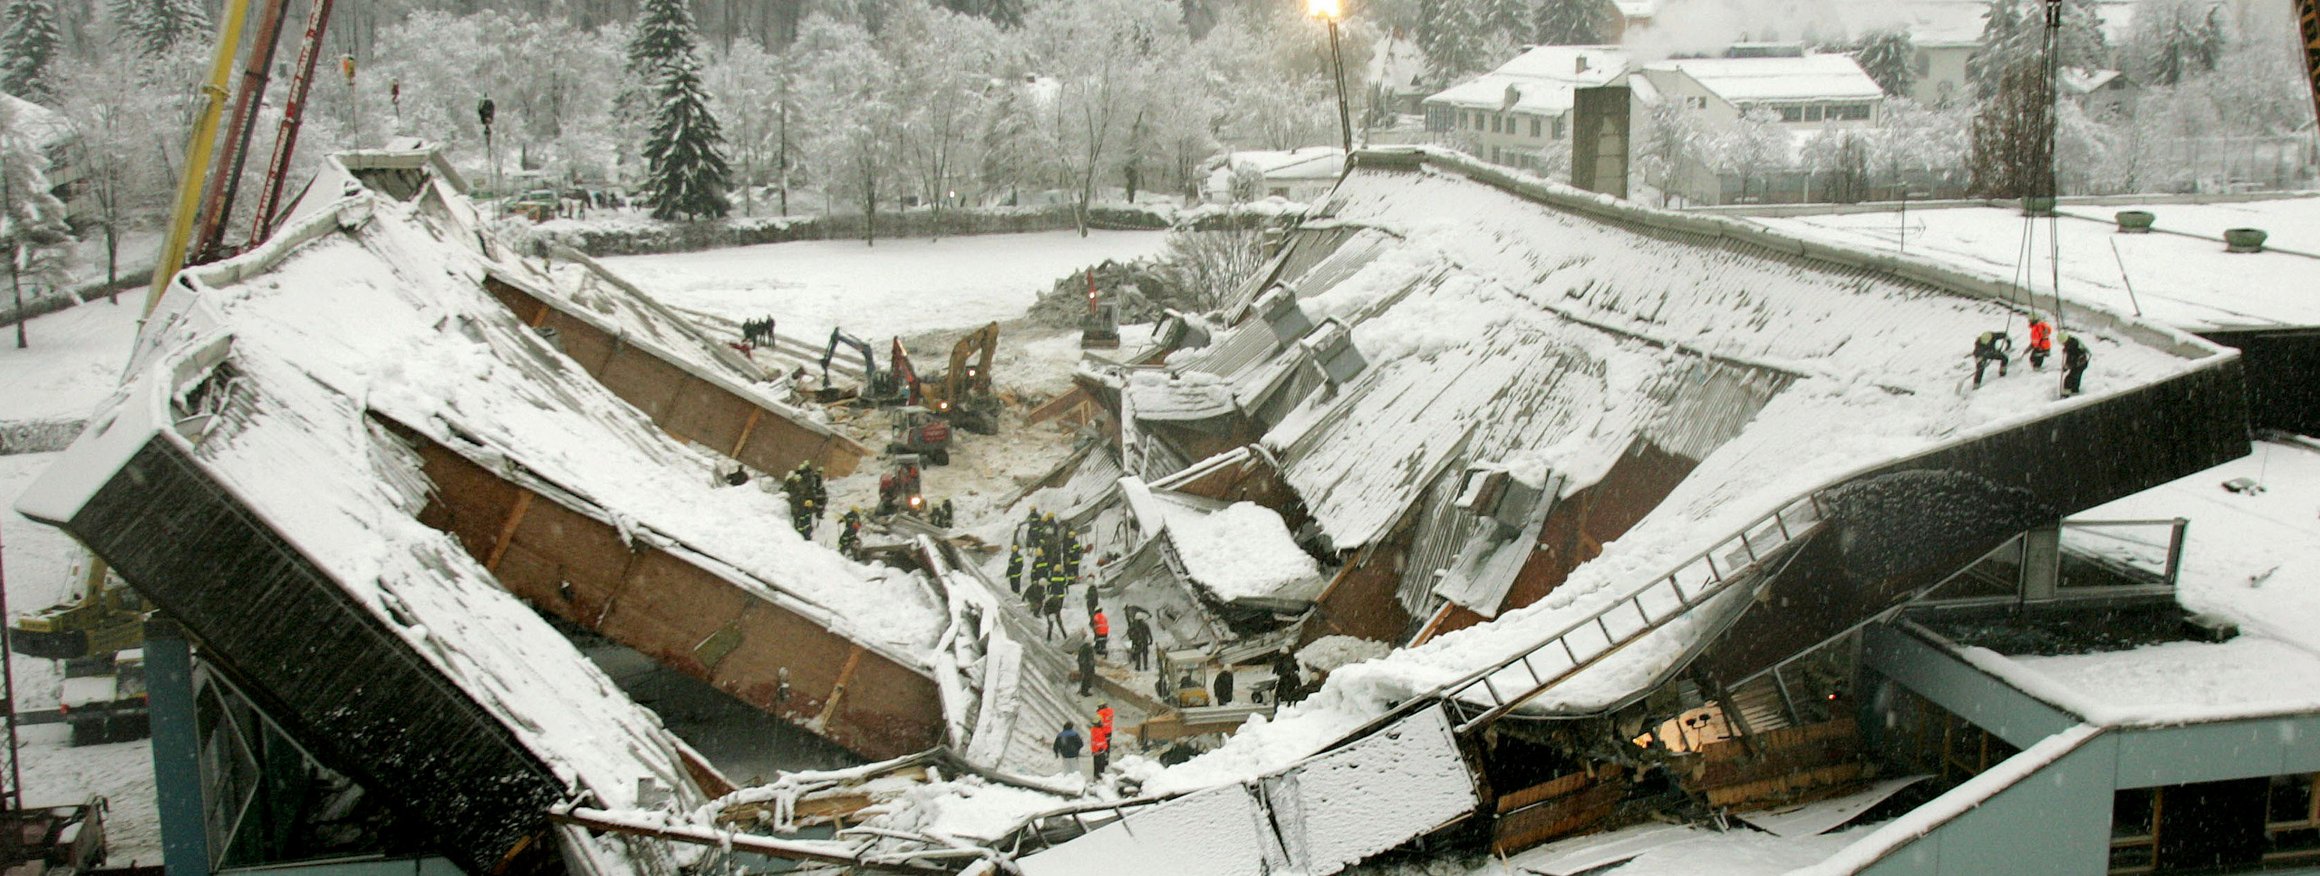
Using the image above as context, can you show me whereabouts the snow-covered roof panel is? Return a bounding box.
[1751,198,2320,333]
[1645,54,1884,103]
[1155,497,1323,604]
[1129,149,2220,791]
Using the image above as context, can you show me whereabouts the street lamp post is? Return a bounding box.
[1308,0,1353,155]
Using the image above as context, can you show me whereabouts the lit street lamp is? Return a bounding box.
[1308,0,1353,155]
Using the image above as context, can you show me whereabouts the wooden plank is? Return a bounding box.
[817,646,869,726]
[732,407,766,459]
[482,491,533,571]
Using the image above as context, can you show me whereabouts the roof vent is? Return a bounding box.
[2114,210,2153,233]
[1256,284,1314,345]
[1301,318,1366,385]
[2224,228,2267,253]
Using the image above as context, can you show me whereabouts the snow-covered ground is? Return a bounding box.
[0,299,139,426]
[600,230,1170,342]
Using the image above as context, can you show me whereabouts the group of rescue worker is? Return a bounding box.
[1006,507,1095,643]
[1972,314,2090,395]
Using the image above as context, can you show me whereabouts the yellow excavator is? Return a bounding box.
[912,322,1002,436]
[11,563,150,661]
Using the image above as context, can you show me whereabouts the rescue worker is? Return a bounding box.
[1053,723,1083,772]
[1125,609,1154,671]
[1096,702,1115,734]
[1091,607,1110,658]
[1971,330,2013,388]
[1213,665,1235,706]
[1044,582,1068,640]
[1028,548,1051,599]
[1023,579,1050,634]
[793,496,816,539]
[838,508,864,559]
[2026,315,2054,370]
[2062,334,2091,396]
[1088,720,1111,776]
[1077,640,1099,696]
[1272,651,1306,705]
[1005,544,1025,594]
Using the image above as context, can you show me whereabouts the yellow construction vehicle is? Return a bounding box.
[11,563,150,661]
[913,322,1002,435]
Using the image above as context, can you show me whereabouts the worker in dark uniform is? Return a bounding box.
[1971,330,2013,388]
[1044,581,1068,640]
[1005,544,1025,594]
[1126,609,1154,672]
[1077,640,1099,696]
[838,508,864,559]
[2062,334,2091,396]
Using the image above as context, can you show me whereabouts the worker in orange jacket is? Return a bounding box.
[1097,703,1115,734]
[2027,315,2054,370]
[1091,608,1111,658]
[1088,720,1111,776]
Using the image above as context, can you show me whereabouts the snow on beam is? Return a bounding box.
[478,272,870,478]
[398,423,946,761]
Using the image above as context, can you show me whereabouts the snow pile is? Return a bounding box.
[1297,635,1392,673]
[1972,637,2320,726]
[1158,500,1322,604]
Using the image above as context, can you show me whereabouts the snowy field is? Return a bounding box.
[599,230,1170,342]
[0,299,140,426]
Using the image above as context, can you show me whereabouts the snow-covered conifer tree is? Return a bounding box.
[1854,28,1916,97]
[108,0,206,58]
[0,0,60,103]
[635,0,731,221]
[1532,0,1613,47]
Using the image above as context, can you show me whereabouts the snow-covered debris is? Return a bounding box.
[1156,499,1321,604]
[1122,147,2223,797]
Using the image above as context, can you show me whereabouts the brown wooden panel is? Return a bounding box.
[662,375,749,451]
[549,311,618,373]
[508,499,633,596]
[402,421,939,759]
[1490,771,1626,855]
[594,346,686,420]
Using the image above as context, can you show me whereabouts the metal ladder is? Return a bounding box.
[1439,492,1828,734]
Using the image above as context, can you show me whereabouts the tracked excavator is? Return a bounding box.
[911,322,1003,435]
[817,327,907,405]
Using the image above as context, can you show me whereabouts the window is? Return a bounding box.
[1804,105,1824,122]
[1834,103,1872,121]
[1777,106,1804,122]
[2111,788,2160,875]
[1530,116,1542,138]
[2272,774,2320,865]
[1685,95,1707,110]
[1552,117,1566,140]
[1493,114,1505,134]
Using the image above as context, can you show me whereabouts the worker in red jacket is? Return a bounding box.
[1088,720,1111,776]
[2027,315,2054,370]
[1091,608,1111,657]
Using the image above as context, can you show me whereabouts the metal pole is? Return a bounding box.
[0,524,22,812]
[1328,19,1353,155]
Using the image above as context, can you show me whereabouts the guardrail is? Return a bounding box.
[1439,492,1828,733]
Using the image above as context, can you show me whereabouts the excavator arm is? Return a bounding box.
[819,328,877,389]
